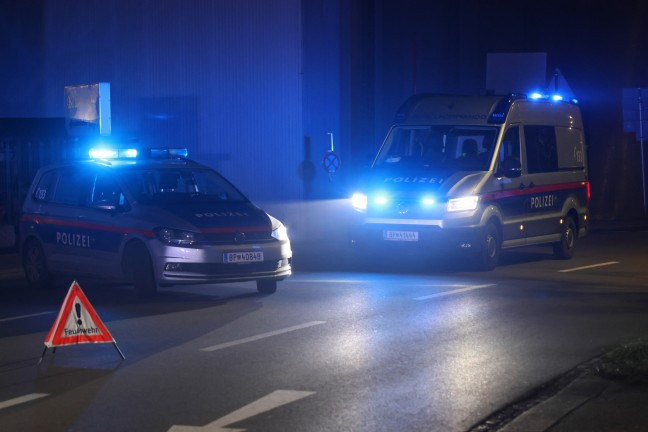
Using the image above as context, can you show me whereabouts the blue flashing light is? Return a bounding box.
[150,148,189,158]
[89,147,189,160]
[421,197,435,206]
[119,148,138,158]
[374,195,389,205]
[89,148,118,159]
[526,92,577,104]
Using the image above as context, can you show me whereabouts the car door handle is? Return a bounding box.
[519,182,535,189]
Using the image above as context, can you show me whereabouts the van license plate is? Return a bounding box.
[224,251,264,264]
[383,230,419,242]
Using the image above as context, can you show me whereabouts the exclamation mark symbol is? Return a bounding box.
[75,303,83,326]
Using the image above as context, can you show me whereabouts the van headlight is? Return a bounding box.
[447,196,479,212]
[351,193,368,211]
[155,227,198,245]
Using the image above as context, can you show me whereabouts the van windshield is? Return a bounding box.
[119,168,247,204]
[373,125,499,171]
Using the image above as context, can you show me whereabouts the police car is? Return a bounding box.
[20,147,292,297]
[351,93,590,270]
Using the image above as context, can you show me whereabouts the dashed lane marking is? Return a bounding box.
[169,389,315,431]
[414,284,495,300]
[201,321,326,352]
[0,393,49,410]
[558,261,620,273]
[0,311,57,322]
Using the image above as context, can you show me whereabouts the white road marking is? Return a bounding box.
[0,311,57,322]
[0,393,49,410]
[414,284,495,300]
[558,261,620,273]
[285,279,366,284]
[201,321,326,352]
[168,389,315,431]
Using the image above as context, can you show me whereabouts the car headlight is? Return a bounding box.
[447,195,479,212]
[155,227,198,245]
[351,193,368,211]
[266,214,289,241]
[271,223,289,241]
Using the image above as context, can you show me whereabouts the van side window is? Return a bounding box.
[555,127,585,169]
[525,126,558,173]
[499,127,521,169]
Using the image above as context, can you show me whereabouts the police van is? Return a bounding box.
[20,147,292,297]
[351,93,589,270]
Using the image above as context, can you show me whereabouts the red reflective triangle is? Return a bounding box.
[44,280,115,347]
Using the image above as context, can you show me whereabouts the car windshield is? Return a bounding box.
[373,125,499,171]
[119,167,247,204]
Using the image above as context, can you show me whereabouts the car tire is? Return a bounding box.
[256,280,277,294]
[125,242,158,298]
[553,216,576,260]
[22,239,54,289]
[477,222,500,271]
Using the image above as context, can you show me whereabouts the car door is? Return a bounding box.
[39,168,95,274]
[78,170,131,278]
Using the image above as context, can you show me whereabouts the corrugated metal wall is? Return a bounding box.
[40,0,303,203]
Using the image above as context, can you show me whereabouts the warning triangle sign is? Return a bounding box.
[44,280,116,347]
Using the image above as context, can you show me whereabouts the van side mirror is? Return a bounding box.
[497,158,522,178]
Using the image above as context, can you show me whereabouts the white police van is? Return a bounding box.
[20,147,292,297]
[351,93,589,270]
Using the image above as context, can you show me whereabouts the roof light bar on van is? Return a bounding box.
[527,92,578,104]
[488,94,526,124]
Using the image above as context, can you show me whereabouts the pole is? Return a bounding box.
[639,89,647,213]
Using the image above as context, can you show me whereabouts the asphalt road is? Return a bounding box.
[1,228,648,431]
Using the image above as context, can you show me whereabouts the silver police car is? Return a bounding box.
[20,148,292,297]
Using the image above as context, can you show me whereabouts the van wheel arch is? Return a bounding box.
[553,213,577,260]
[476,218,502,271]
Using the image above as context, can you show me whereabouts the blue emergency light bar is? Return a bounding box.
[489,93,578,124]
[89,147,188,160]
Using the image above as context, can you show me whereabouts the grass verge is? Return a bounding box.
[596,338,648,383]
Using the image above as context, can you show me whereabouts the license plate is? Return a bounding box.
[383,230,419,242]
[224,251,264,264]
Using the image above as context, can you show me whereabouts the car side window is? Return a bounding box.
[50,170,94,206]
[33,170,57,202]
[91,173,127,208]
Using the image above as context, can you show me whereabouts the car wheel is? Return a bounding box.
[125,242,157,298]
[477,222,500,271]
[22,239,54,289]
[256,280,277,294]
[553,216,576,259]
